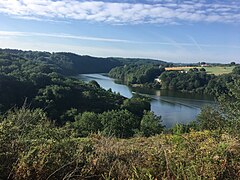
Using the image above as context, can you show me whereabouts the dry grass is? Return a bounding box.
[11,131,240,179]
[165,66,196,71]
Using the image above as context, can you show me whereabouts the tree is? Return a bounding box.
[232,66,240,75]
[218,78,240,134]
[34,85,71,121]
[121,95,150,117]
[197,106,225,131]
[89,80,101,88]
[73,112,102,137]
[60,108,78,122]
[189,68,199,72]
[198,78,240,134]
[140,111,164,137]
[99,110,137,138]
[109,64,165,85]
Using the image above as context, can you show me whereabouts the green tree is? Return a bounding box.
[99,110,137,138]
[140,111,164,137]
[121,95,150,117]
[60,108,78,122]
[232,66,240,75]
[198,78,240,134]
[197,106,225,131]
[218,78,240,134]
[109,64,165,85]
[73,112,102,137]
[89,80,101,88]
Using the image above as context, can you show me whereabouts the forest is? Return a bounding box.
[0,49,157,135]
[0,49,240,179]
[109,63,240,95]
[109,64,165,87]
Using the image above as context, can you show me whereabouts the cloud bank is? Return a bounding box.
[0,0,240,24]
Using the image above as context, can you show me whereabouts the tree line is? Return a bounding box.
[109,62,240,95]
[159,66,240,95]
[109,64,165,87]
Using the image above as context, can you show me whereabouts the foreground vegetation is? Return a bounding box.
[1,110,240,179]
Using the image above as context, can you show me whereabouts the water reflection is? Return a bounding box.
[79,74,132,98]
[78,74,214,128]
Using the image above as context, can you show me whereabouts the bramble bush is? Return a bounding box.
[1,108,240,179]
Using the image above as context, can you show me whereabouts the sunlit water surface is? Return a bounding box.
[78,74,214,128]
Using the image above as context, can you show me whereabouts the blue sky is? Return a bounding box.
[0,0,240,63]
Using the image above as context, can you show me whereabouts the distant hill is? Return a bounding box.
[0,48,169,74]
[110,57,169,66]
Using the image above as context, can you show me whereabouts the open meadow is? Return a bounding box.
[165,66,235,75]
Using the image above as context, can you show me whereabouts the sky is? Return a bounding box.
[0,0,240,63]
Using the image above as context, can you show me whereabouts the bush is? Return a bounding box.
[1,108,240,179]
[0,108,75,179]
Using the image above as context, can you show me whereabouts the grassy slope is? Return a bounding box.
[165,66,235,75]
[203,66,235,75]
[13,131,240,179]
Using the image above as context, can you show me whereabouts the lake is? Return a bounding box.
[78,74,214,128]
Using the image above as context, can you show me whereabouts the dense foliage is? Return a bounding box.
[159,66,240,96]
[0,49,155,127]
[109,62,239,95]
[0,49,160,139]
[204,67,240,95]
[159,66,240,95]
[170,76,240,136]
[0,53,128,123]
[115,57,169,66]
[0,49,122,75]
[0,48,169,75]
[71,106,162,138]
[109,64,165,87]
[159,70,213,93]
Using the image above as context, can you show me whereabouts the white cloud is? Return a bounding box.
[0,0,240,24]
[0,30,136,43]
[1,30,240,50]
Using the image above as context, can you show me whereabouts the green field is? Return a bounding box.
[166,66,235,75]
[202,66,235,75]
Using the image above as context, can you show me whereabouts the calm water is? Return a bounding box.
[78,74,214,128]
